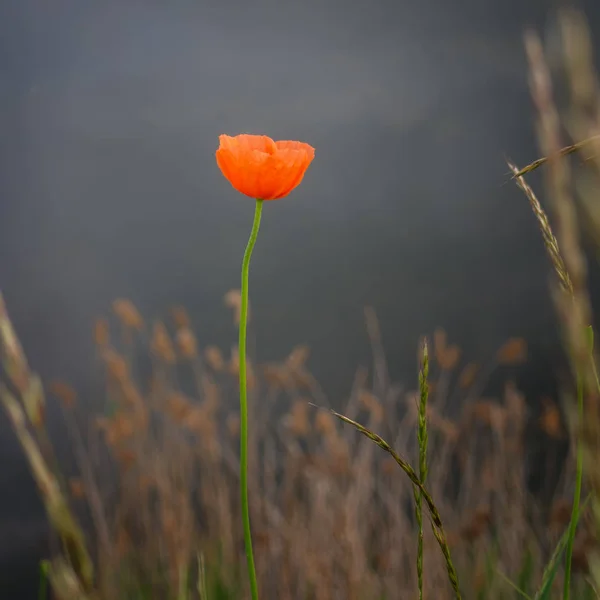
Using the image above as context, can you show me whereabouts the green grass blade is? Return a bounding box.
[535,495,591,600]
[496,569,533,600]
[38,560,50,600]
[517,546,536,597]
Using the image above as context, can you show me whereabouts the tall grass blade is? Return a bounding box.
[314,404,462,599]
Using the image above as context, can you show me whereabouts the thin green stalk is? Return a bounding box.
[196,553,208,600]
[564,327,597,597]
[178,563,189,600]
[586,327,600,392]
[496,569,533,600]
[413,339,429,600]
[239,198,263,600]
[38,560,49,600]
[535,495,591,600]
[563,371,583,599]
[319,405,461,599]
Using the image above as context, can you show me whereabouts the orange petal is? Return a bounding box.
[216,134,314,200]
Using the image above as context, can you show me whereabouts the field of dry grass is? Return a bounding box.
[0,293,593,599]
[2,7,600,600]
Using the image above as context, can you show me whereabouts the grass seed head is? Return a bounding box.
[112,299,144,330]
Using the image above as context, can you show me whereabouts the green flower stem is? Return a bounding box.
[239,198,263,600]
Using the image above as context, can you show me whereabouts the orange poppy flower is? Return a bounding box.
[216,134,315,200]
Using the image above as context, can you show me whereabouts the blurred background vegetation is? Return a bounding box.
[3,2,600,599]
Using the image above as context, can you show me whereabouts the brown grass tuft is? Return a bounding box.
[94,318,111,347]
[3,291,586,599]
[170,305,192,329]
[458,362,478,389]
[205,345,225,371]
[112,299,144,331]
[49,380,77,408]
[224,289,243,324]
[539,397,566,439]
[151,321,176,364]
[496,337,528,365]
[175,327,198,358]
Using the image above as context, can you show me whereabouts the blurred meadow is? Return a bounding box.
[3,1,600,599]
[0,295,574,599]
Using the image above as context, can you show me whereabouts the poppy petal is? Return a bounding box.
[216,134,314,200]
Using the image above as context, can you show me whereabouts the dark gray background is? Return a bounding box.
[1,0,599,595]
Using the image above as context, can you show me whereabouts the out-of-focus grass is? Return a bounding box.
[0,291,586,599]
[511,8,600,599]
[2,7,600,600]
